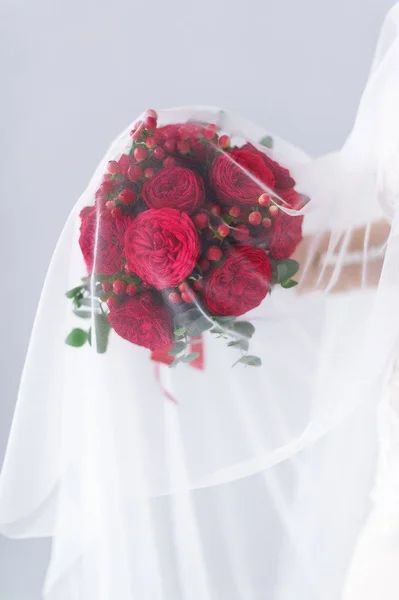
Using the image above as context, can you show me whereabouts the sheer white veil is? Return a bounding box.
[1,5,399,599]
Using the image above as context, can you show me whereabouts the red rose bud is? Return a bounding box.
[258,193,271,207]
[211,205,221,216]
[106,296,119,311]
[126,283,138,296]
[168,291,182,304]
[153,146,165,160]
[218,135,231,149]
[118,189,136,204]
[229,206,240,218]
[145,136,156,148]
[164,139,176,153]
[127,164,143,182]
[249,211,262,226]
[107,160,119,174]
[113,280,127,295]
[106,200,116,211]
[217,224,230,238]
[194,212,209,229]
[199,257,210,271]
[144,168,155,179]
[178,282,189,292]
[269,204,279,216]
[111,207,123,218]
[233,224,250,241]
[177,140,190,154]
[207,246,223,262]
[102,281,112,293]
[193,280,203,291]
[163,156,177,168]
[262,217,272,228]
[134,146,148,162]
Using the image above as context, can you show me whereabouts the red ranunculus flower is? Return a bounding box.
[203,245,272,316]
[108,295,173,350]
[124,208,200,289]
[240,143,296,191]
[79,208,131,275]
[269,198,303,260]
[142,167,205,213]
[209,147,276,206]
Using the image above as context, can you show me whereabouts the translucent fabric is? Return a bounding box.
[1,4,399,599]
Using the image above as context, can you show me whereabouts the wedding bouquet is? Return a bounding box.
[66,109,306,367]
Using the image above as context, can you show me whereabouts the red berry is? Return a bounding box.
[144,168,155,178]
[134,146,148,162]
[269,204,279,216]
[194,212,209,229]
[100,180,114,194]
[102,281,112,293]
[204,126,216,140]
[126,283,138,296]
[211,205,221,216]
[178,126,190,140]
[111,207,123,218]
[199,257,210,271]
[207,246,223,261]
[181,291,195,303]
[164,139,176,153]
[113,280,127,295]
[218,135,231,149]
[262,217,272,228]
[145,136,156,148]
[118,189,135,204]
[177,140,190,154]
[144,109,157,120]
[258,193,271,207]
[229,206,240,218]
[106,296,119,311]
[193,280,203,291]
[168,291,182,304]
[178,282,188,292]
[153,146,165,160]
[249,211,262,226]
[131,122,144,141]
[163,156,177,168]
[144,116,157,130]
[217,224,230,238]
[106,200,116,211]
[127,165,143,182]
[107,160,119,174]
[233,224,250,241]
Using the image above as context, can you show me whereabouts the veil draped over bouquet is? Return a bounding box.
[1,5,399,600]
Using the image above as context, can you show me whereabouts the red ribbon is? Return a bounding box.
[151,335,205,402]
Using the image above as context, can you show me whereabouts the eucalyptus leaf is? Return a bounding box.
[188,338,203,345]
[233,321,255,339]
[276,259,299,284]
[186,315,213,337]
[174,308,202,329]
[281,279,298,289]
[93,313,111,354]
[168,342,187,356]
[65,328,87,347]
[174,327,187,338]
[259,135,274,149]
[66,286,83,299]
[73,309,92,319]
[233,355,262,367]
[180,352,200,363]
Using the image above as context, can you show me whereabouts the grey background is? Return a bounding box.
[0,0,396,598]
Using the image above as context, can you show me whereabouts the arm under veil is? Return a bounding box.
[1,5,399,600]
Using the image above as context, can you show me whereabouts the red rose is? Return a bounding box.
[269,202,303,260]
[203,245,272,316]
[124,208,200,289]
[241,143,296,191]
[209,147,275,206]
[142,167,205,213]
[108,295,173,350]
[79,208,131,275]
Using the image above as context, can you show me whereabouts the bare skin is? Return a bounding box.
[294,219,391,293]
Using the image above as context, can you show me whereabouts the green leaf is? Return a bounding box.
[233,321,255,339]
[186,315,213,338]
[188,338,203,345]
[174,327,187,338]
[281,279,298,289]
[66,286,83,299]
[79,297,100,308]
[180,352,200,363]
[65,328,87,347]
[73,309,92,319]
[233,355,262,367]
[174,308,202,329]
[168,342,187,356]
[214,316,236,324]
[87,327,92,346]
[259,135,274,149]
[93,313,111,354]
[276,259,299,284]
